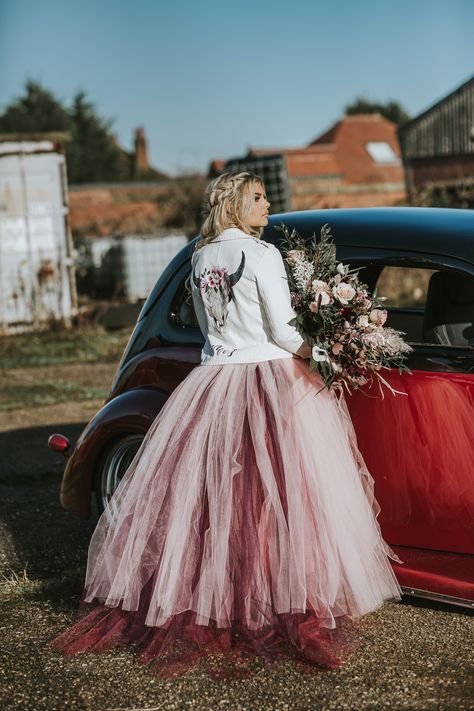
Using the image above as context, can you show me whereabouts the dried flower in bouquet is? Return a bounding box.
[277,223,413,396]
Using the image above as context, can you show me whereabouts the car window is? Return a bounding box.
[169,261,474,348]
[375,266,437,308]
[374,266,474,347]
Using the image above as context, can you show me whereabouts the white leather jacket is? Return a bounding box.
[190,227,306,365]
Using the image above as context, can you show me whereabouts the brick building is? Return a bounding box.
[210,114,406,211]
[398,75,474,207]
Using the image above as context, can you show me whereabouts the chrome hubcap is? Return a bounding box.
[100,434,144,514]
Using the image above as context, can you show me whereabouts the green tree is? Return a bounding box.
[0,79,71,132]
[345,98,411,126]
[0,80,131,183]
[66,91,130,183]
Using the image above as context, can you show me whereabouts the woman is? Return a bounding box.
[50,171,402,679]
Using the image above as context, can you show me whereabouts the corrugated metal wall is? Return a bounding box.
[399,76,474,159]
[0,145,76,332]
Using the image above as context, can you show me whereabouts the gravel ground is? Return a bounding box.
[0,368,473,710]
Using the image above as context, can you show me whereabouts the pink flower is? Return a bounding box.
[369,308,388,325]
[312,278,328,291]
[331,342,344,355]
[310,280,331,311]
[332,282,356,304]
[309,291,331,312]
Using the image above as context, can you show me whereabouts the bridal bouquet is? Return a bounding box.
[278,223,412,396]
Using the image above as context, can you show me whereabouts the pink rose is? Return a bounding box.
[369,308,388,325]
[332,282,356,304]
[312,279,328,291]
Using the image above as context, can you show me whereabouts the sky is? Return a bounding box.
[1,0,473,176]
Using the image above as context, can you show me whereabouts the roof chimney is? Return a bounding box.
[133,126,150,178]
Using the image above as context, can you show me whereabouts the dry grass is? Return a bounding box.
[0,324,130,370]
[0,325,128,410]
[0,566,42,601]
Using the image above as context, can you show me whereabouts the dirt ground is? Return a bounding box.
[0,361,473,710]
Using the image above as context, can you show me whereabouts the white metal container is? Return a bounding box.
[86,233,188,301]
[0,141,77,333]
[120,234,188,300]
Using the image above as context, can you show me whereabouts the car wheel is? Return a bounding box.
[94,434,145,515]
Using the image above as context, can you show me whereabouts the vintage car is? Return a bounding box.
[49,207,474,610]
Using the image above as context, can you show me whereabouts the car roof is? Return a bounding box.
[265,207,474,265]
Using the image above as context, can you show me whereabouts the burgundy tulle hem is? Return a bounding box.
[50,593,366,680]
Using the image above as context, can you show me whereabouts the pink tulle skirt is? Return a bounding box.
[50,357,402,679]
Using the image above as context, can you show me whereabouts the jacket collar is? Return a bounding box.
[214,227,258,241]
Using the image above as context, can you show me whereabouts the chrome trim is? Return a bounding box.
[100,434,144,518]
[401,585,474,609]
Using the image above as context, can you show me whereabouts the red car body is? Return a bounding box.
[52,208,474,610]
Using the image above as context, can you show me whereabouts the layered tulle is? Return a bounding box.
[50,357,402,678]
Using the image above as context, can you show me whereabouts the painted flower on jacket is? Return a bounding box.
[202,267,228,290]
[193,252,246,333]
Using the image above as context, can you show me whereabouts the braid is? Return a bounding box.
[208,173,245,208]
[196,171,264,249]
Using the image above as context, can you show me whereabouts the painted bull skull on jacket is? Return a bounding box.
[193,252,245,333]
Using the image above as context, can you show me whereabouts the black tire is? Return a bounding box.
[94,434,145,515]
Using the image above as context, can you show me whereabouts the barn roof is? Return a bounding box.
[399,75,474,159]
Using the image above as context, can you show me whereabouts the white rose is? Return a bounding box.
[357,314,369,328]
[332,282,356,304]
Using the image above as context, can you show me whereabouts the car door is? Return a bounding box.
[156,247,474,558]
[337,247,474,556]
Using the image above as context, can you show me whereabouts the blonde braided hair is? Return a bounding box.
[195,171,265,249]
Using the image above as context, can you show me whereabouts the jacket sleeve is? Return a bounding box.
[255,245,306,354]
